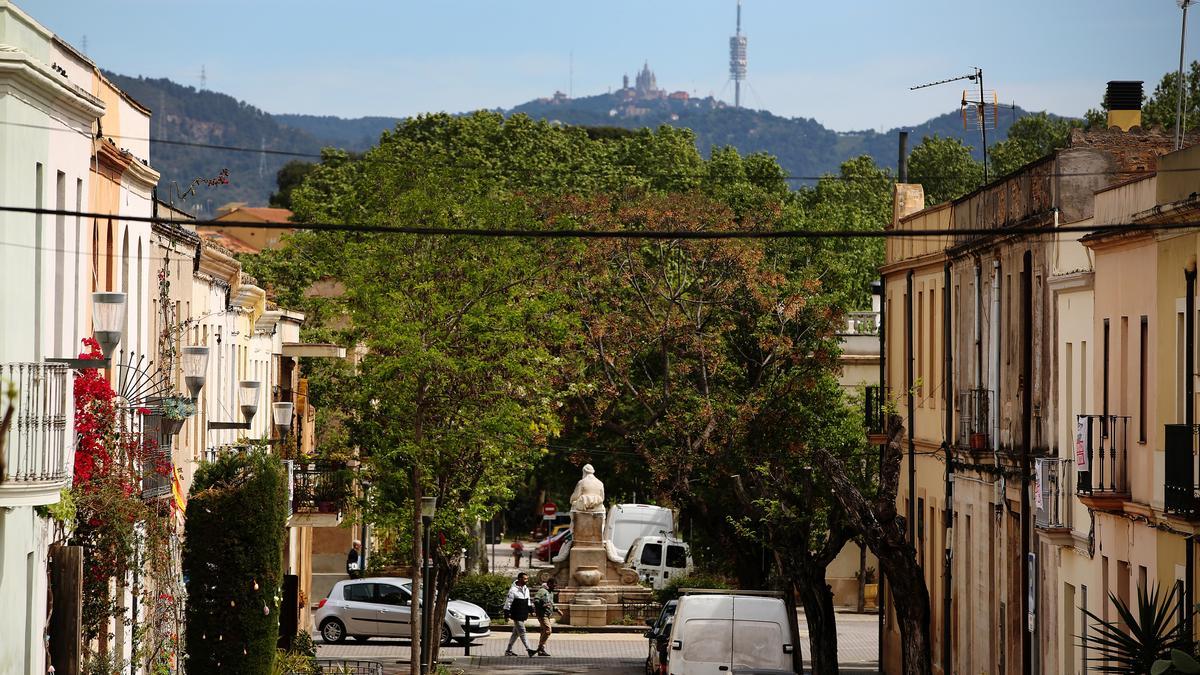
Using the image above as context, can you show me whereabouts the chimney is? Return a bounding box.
[1105,80,1143,131]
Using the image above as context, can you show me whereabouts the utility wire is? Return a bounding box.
[1,205,1197,241]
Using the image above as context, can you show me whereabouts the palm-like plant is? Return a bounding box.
[1082,583,1193,673]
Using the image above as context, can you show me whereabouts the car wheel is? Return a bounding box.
[440,623,454,647]
[320,618,347,644]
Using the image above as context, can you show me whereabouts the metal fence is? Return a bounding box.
[286,660,384,675]
[1,362,70,483]
[1035,457,1071,530]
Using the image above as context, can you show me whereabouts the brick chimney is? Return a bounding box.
[1106,80,1143,131]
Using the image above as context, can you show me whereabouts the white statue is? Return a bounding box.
[569,464,606,513]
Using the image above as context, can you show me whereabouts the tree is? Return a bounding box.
[906,135,983,205]
[183,449,288,674]
[812,416,933,675]
[1085,61,1200,135]
[990,113,1081,176]
[267,160,316,209]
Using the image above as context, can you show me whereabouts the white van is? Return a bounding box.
[604,504,675,561]
[666,592,796,675]
[625,535,693,590]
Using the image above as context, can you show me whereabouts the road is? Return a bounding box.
[315,611,879,673]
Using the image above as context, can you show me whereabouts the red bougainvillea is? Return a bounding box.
[73,338,117,486]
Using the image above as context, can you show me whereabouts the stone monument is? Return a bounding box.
[536,464,652,626]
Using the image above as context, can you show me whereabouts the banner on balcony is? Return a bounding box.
[1074,417,1089,472]
[172,465,187,514]
[1034,462,1043,510]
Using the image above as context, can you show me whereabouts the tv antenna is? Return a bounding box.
[200,65,207,91]
[729,0,748,108]
[912,67,995,182]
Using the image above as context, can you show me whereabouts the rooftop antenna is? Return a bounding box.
[911,67,994,182]
[729,0,747,108]
[200,65,207,91]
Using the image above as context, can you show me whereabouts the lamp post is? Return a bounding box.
[272,401,294,436]
[207,380,261,431]
[181,346,209,399]
[420,496,437,675]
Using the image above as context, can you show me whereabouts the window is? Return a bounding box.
[1103,319,1110,417]
[666,545,688,569]
[1140,317,1148,442]
[377,584,406,606]
[343,583,374,603]
[640,543,663,566]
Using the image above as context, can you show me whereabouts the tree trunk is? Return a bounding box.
[410,465,423,675]
[810,415,933,675]
[795,567,839,675]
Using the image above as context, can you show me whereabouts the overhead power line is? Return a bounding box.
[1,205,1197,241]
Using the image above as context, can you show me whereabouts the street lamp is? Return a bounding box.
[181,346,209,399]
[420,496,438,674]
[48,292,128,369]
[238,380,261,423]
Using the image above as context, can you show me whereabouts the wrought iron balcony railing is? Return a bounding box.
[957,388,991,451]
[864,385,885,437]
[1035,457,1072,530]
[1074,415,1130,497]
[1,362,70,485]
[291,461,351,515]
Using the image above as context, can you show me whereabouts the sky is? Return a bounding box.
[16,1,1200,132]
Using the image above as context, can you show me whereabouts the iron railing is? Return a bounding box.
[1165,424,1199,517]
[864,385,885,436]
[957,388,991,450]
[1035,457,1071,530]
[292,462,351,514]
[1,362,70,483]
[1074,415,1130,496]
[286,660,383,675]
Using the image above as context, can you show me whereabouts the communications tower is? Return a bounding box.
[729,0,747,108]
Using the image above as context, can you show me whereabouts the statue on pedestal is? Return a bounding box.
[569,464,605,513]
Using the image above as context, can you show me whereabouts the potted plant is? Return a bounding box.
[159,396,196,436]
[969,432,987,451]
[859,567,878,608]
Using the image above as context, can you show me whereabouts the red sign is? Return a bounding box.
[542,502,557,518]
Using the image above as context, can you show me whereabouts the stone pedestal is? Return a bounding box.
[537,510,653,625]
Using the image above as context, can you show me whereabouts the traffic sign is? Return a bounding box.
[542,502,557,520]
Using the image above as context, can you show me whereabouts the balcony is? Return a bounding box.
[1035,458,1073,544]
[840,312,880,336]
[864,385,886,442]
[1165,424,1200,518]
[1,363,70,506]
[288,460,351,528]
[956,388,991,452]
[1074,415,1131,510]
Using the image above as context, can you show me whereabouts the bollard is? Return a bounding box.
[464,616,472,656]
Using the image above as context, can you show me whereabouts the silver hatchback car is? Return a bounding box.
[315,577,491,645]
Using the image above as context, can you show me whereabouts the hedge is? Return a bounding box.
[450,573,514,618]
[183,450,288,674]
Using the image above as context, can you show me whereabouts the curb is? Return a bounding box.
[488,622,648,634]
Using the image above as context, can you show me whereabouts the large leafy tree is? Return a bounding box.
[907,135,983,205]
[989,112,1081,176]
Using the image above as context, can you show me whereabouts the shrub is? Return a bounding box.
[184,450,288,674]
[654,572,734,604]
[451,573,514,618]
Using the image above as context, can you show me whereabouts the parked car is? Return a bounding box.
[626,535,693,590]
[644,598,678,675]
[666,591,796,674]
[315,577,491,645]
[604,504,675,561]
[536,528,572,561]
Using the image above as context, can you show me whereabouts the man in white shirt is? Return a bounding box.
[502,572,536,657]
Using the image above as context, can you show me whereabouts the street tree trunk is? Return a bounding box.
[795,564,839,674]
[811,415,932,675]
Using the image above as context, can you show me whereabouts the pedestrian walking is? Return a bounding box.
[533,577,559,656]
[502,572,537,657]
[346,540,362,578]
[510,539,525,568]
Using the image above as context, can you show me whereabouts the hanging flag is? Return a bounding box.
[1034,461,1044,510]
[1074,417,1089,472]
[172,465,188,514]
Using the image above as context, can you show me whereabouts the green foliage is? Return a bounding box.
[1082,583,1192,674]
[1154,649,1200,675]
[1085,61,1200,135]
[907,135,983,204]
[655,573,734,603]
[34,487,76,527]
[451,573,514,618]
[183,450,288,674]
[268,160,317,209]
[989,112,1082,176]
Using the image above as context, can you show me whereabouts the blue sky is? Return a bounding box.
[18,1,1200,131]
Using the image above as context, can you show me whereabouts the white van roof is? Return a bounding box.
[604,504,675,559]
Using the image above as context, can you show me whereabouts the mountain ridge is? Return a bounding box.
[105,72,1057,211]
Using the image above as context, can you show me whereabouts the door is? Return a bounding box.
[374,583,412,637]
[341,582,381,636]
[664,544,689,584]
[639,542,665,588]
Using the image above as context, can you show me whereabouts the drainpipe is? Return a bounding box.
[1021,251,1033,675]
[1187,266,1196,640]
[975,262,982,392]
[878,274,886,675]
[991,261,1003,499]
[907,269,916,546]
[943,262,954,673]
